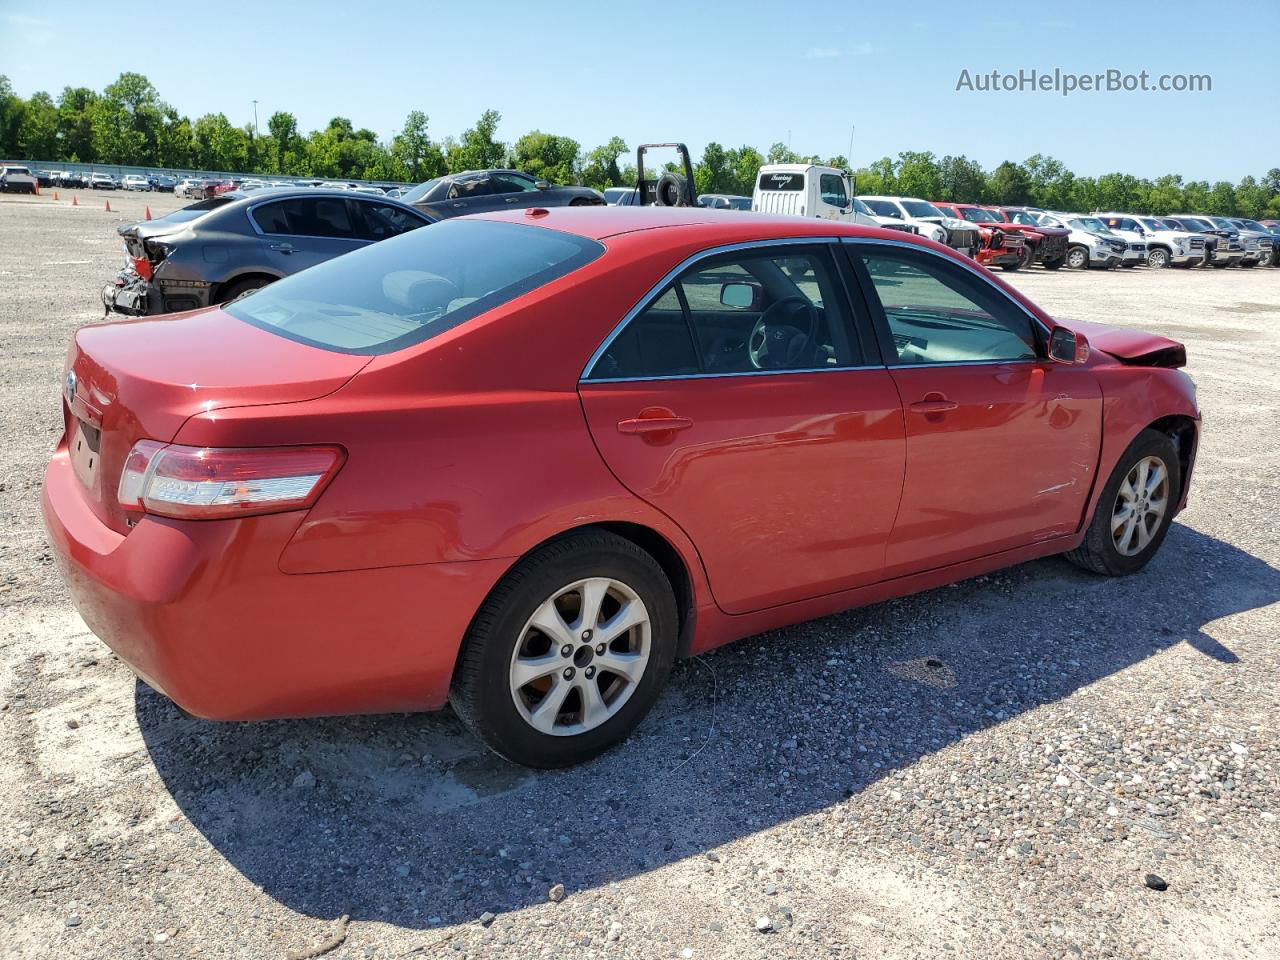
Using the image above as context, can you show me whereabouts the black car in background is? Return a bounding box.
[103,188,434,316]
[401,169,603,219]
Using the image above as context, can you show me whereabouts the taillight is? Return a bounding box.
[117,442,345,520]
[131,256,153,280]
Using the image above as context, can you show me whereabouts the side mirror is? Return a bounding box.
[1048,326,1090,364]
[535,180,550,190]
[720,282,763,310]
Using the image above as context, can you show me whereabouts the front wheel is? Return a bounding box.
[1066,429,1180,576]
[450,530,678,768]
[1066,246,1090,270]
[1042,255,1065,271]
[1147,248,1169,268]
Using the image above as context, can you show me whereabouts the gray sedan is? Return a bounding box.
[103,188,434,316]
[401,169,603,220]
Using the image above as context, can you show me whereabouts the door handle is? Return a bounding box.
[505,197,518,203]
[269,242,293,254]
[452,202,465,208]
[908,396,958,414]
[617,415,693,435]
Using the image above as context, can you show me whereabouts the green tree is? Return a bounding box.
[895,151,942,200]
[1181,180,1210,211]
[57,87,98,162]
[17,91,58,159]
[1205,181,1237,216]
[937,155,986,203]
[986,161,1032,205]
[512,130,580,184]
[0,76,22,157]
[390,110,445,183]
[192,112,250,171]
[448,109,504,173]
[1024,154,1075,210]
[580,136,629,190]
[1232,176,1267,218]
[726,145,764,196]
[1141,174,1184,215]
[267,111,299,174]
[766,141,798,164]
[694,141,732,195]
[156,108,193,168]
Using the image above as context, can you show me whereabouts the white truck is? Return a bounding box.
[751,164,886,227]
[1092,212,1206,269]
[857,195,980,258]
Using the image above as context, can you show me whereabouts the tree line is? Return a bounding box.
[2,72,1278,218]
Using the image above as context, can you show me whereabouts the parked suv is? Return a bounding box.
[1081,214,1147,267]
[89,172,118,190]
[858,196,980,257]
[1162,216,1244,267]
[121,174,152,191]
[934,203,1028,270]
[1035,213,1127,269]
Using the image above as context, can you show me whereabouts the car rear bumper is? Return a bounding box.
[42,445,510,720]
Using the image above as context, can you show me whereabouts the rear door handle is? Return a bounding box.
[908,397,958,414]
[269,242,293,254]
[617,416,693,435]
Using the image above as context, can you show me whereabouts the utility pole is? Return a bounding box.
[252,100,259,138]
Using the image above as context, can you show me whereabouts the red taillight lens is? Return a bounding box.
[117,442,345,520]
[131,256,153,280]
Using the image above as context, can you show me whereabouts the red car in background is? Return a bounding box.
[982,206,1070,269]
[935,203,1028,271]
[42,208,1199,768]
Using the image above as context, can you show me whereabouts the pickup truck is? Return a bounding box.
[857,195,980,257]
[934,202,1028,270]
[754,164,884,227]
[0,165,39,194]
[981,207,1069,269]
[1205,216,1272,267]
[1161,215,1244,267]
[1091,213,1206,268]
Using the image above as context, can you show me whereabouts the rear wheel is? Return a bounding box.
[1042,255,1065,271]
[218,276,271,304]
[1066,245,1090,270]
[1066,429,1180,577]
[450,530,678,768]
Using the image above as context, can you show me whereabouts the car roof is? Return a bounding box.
[470,205,916,243]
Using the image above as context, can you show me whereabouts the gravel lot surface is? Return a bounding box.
[1,190,1277,960]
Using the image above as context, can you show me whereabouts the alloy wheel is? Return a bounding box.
[1148,248,1168,268]
[508,577,651,736]
[1111,456,1169,557]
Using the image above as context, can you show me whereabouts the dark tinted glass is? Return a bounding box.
[757,171,803,191]
[226,220,603,355]
[352,200,427,240]
[252,200,292,234]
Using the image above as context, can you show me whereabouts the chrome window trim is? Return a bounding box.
[585,364,885,385]
[842,235,1053,347]
[579,237,845,382]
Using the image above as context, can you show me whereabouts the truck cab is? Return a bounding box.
[752,164,880,225]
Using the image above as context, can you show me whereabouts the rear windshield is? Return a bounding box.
[757,171,803,191]
[160,196,237,224]
[226,219,604,355]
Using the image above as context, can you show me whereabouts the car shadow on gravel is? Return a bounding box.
[138,522,1278,931]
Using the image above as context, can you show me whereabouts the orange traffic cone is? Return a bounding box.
[144,206,152,221]
[71,195,78,206]
[53,191,59,201]
[104,199,112,212]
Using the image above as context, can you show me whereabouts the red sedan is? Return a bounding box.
[42,208,1200,767]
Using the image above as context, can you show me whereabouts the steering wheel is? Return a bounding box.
[748,296,820,370]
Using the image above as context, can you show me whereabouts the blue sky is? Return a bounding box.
[2,1,1274,182]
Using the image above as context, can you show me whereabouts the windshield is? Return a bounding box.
[6,166,31,175]
[399,177,445,204]
[852,198,874,216]
[157,197,238,223]
[902,200,944,218]
[1006,211,1039,226]
[1140,218,1165,231]
[862,199,902,218]
[959,207,1000,223]
[1072,218,1109,233]
[1235,219,1267,231]
[226,219,603,355]
[1177,218,1213,231]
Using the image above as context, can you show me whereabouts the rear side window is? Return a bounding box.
[587,245,860,380]
[226,219,603,355]
[251,197,358,239]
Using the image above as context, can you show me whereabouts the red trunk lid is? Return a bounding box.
[64,308,370,533]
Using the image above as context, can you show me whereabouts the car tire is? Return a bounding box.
[1065,428,1180,577]
[1120,261,1138,268]
[449,530,678,768]
[1147,248,1169,268]
[998,259,1021,272]
[1066,246,1089,270]
[1240,260,1257,268]
[1018,246,1035,270]
[1042,256,1065,271]
[218,277,271,304]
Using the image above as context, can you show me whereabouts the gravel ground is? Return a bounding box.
[1,190,1278,960]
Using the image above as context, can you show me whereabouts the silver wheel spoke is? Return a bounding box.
[595,650,646,682]
[1118,477,1137,504]
[1118,514,1139,553]
[577,677,609,729]
[1145,462,1167,497]
[576,578,610,632]
[511,653,563,689]
[529,597,575,648]
[528,678,572,734]
[1111,455,1170,557]
[595,599,647,645]
[1111,504,1134,532]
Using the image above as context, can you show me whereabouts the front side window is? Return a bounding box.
[902,200,944,218]
[1006,211,1039,226]
[226,219,603,355]
[855,247,1038,365]
[587,245,859,380]
[819,174,848,207]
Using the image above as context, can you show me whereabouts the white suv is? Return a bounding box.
[1036,213,1127,269]
[857,196,980,258]
[1094,213,1205,268]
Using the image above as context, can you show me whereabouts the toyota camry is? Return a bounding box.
[42,207,1200,767]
